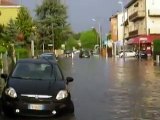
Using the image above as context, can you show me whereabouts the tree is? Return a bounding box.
[80,30,97,49]
[1,19,18,44]
[65,37,78,50]
[73,32,81,40]
[15,7,33,43]
[0,24,5,44]
[0,24,4,36]
[35,0,70,49]
[107,33,111,40]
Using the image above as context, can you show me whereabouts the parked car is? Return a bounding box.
[79,50,90,58]
[119,50,136,58]
[39,52,58,62]
[0,59,74,117]
[136,50,147,59]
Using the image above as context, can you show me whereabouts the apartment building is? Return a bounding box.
[109,15,117,56]
[109,11,128,56]
[125,0,160,55]
[0,0,20,25]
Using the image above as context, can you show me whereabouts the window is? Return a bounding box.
[134,2,139,7]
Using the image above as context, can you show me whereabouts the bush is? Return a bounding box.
[153,39,160,52]
[153,39,160,60]
[15,48,29,59]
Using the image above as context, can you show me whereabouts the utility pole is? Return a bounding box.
[118,1,125,62]
[52,23,54,53]
[99,23,102,54]
[92,18,102,54]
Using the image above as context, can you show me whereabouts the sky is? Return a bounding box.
[15,0,129,35]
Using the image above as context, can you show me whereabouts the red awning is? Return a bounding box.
[127,35,160,44]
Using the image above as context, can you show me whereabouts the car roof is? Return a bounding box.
[40,52,55,55]
[17,58,57,64]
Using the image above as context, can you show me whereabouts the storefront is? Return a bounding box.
[127,35,160,56]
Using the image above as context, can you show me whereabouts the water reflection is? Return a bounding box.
[107,59,160,119]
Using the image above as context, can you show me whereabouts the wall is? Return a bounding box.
[0,6,20,25]
[146,0,160,34]
[110,16,118,42]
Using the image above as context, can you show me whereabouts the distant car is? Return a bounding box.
[39,52,57,62]
[119,50,136,58]
[64,50,72,57]
[79,50,90,58]
[0,59,74,117]
[136,50,147,59]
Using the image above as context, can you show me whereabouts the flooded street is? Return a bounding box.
[58,55,160,120]
[1,55,160,120]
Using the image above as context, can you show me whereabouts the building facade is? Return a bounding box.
[109,11,128,56]
[125,0,160,56]
[109,15,118,56]
[0,0,20,25]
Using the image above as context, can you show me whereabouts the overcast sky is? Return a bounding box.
[15,0,129,35]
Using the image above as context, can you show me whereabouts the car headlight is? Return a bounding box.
[56,90,68,100]
[5,87,17,98]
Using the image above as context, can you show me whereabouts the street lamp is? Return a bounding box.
[118,0,125,62]
[91,18,102,54]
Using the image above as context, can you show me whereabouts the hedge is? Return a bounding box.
[153,39,160,60]
[15,48,29,59]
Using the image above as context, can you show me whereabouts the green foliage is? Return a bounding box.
[73,33,81,40]
[35,0,70,49]
[0,46,6,53]
[80,30,97,49]
[15,48,29,59]
[1,19,18,44]
[15,7,33,42]
[0,24,6,46]
[107,33,111,40]
[0,24,4,36]
[153,39,160,52]
[153,39,160,60]
[65,37,78,50]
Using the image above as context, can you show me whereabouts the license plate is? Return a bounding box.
[28,104,44,110]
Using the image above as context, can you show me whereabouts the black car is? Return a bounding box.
[64,50,72,57]
[0,59,74,117]
[39,52,58,62]
[79,50,90,58]
[136,50,147,59]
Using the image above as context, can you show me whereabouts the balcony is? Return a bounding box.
[124,27,129,39]
[148,9,160,17]
[129,11,145,22]
[124,32,129,39]
[129,29,138,37]
[124,19,129,26]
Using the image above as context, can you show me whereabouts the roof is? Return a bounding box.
[109,14,118,21]
[125,0,137,8]
[0,0,18,6]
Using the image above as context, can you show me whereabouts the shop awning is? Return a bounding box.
[127,35,160,44]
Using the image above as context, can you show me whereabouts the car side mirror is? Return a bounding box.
[66,77,74,84]
[1,74,8,81]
